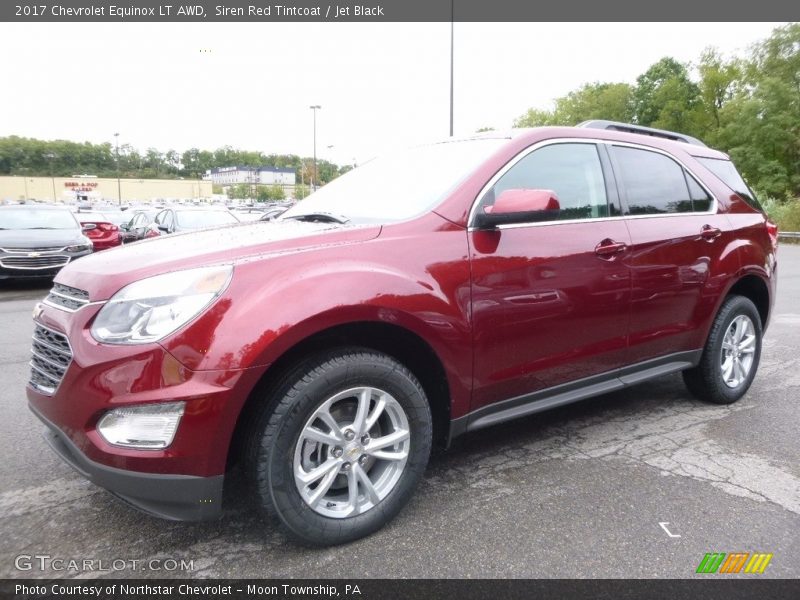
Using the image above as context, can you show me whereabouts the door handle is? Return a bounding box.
[594,238,627,257]
[700,225,722,241]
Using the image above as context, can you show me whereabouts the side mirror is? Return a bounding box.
[120,222,130,231]
[157,224,170,233]
[474,189,560,229]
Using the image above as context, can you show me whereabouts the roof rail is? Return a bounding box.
[577,120,707,147]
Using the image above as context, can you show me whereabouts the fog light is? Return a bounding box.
[97,401,185,449]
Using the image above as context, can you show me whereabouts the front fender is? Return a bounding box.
[160,223,473,417]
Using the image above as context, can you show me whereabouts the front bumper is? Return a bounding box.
[31,404,223,520]
[25,300,265,521]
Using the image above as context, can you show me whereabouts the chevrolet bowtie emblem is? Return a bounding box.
[28,252,41,258]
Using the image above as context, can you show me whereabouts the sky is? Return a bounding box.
[0,22,786,166]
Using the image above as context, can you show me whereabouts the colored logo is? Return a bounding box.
[696,552,773,574]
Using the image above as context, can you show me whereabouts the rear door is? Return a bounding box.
[469,140,632,412]
[609,143,730,363]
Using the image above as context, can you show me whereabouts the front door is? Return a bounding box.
[469,141,632,412]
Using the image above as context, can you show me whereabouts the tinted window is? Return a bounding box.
[612,147,693,214]
[696,157,763,212]
[685,172,712,212]
[480,143,609,221]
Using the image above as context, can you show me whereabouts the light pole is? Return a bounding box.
[45,152,57,202]
[114,132,122,205]
[449,0,454,137]
[309,105,321,189]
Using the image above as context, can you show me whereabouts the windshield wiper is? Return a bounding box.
[25,227,58,230]
[283,212,350,224]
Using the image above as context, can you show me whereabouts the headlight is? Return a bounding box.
[97,401,185,449]
[65,240,92,252]
[91,265,232,344]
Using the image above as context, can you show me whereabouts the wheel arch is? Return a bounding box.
[227,320,454,470]
[726,274,771,330]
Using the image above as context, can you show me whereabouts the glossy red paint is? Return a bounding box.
[26,126,776,496]
[78,216,121,251]
[485,188,560,214]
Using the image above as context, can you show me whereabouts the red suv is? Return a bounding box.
[27,122,777,545]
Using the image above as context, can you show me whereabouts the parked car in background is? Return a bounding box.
[75,211,122,251]
[26,122,776,547]
[153,207,240,234]
[119,209,159,244]
[261,206,290,221]
[233,207,266,222]
[0,205,92,279]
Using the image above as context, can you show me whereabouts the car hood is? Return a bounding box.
[0,229,84,249]
[55,220,382,300]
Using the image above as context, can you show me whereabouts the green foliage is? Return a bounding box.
[227,184,252,200]
[255,186,271,202]
[513,24,800,199]
[762,197,800,232]
[294,184,310,200]
[267,185,285,201]
[514,82,635,127]
[0,137,345,188]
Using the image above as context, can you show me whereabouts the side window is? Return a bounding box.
[685,172,712,212]
[479,143,609,222]
[163,211,175,229]
[154,210,166,225]
[612,146,693,214]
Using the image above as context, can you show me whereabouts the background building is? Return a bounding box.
[206,166,296,186]
[0,175,212,203]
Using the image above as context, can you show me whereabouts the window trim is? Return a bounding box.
[467,138,718,231]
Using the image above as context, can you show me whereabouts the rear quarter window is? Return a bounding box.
[696,157,763,212]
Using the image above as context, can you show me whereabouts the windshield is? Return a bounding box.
[175,210,239,229]
[282,138,508,224]
[0,209,79,230]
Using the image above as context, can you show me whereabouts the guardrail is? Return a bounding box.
[778,232,800,240]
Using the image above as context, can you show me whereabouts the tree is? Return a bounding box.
[514,82,634,127]
[294,184,310,200]
[633,57,700,128]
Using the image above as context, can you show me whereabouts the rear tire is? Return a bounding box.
[247,348,432,546]
[682,295,762,405]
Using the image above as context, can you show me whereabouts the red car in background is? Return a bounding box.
[75,211,121,251]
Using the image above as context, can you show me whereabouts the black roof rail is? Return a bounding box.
[577,120,707,147]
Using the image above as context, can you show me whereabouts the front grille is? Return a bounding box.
[29,324,73,395]
[0,246,64,253]
[45,282,90,311]
[0,255,69,270]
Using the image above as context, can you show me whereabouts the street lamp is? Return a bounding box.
[45,152,57,202]
[449,0,454,137]
[114,132,122,205]
[309,105,321,189]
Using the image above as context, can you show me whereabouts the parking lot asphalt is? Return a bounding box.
[0,247,798,580]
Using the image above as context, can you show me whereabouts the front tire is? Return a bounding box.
[248,348,432,546]
[683,295,762,405]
